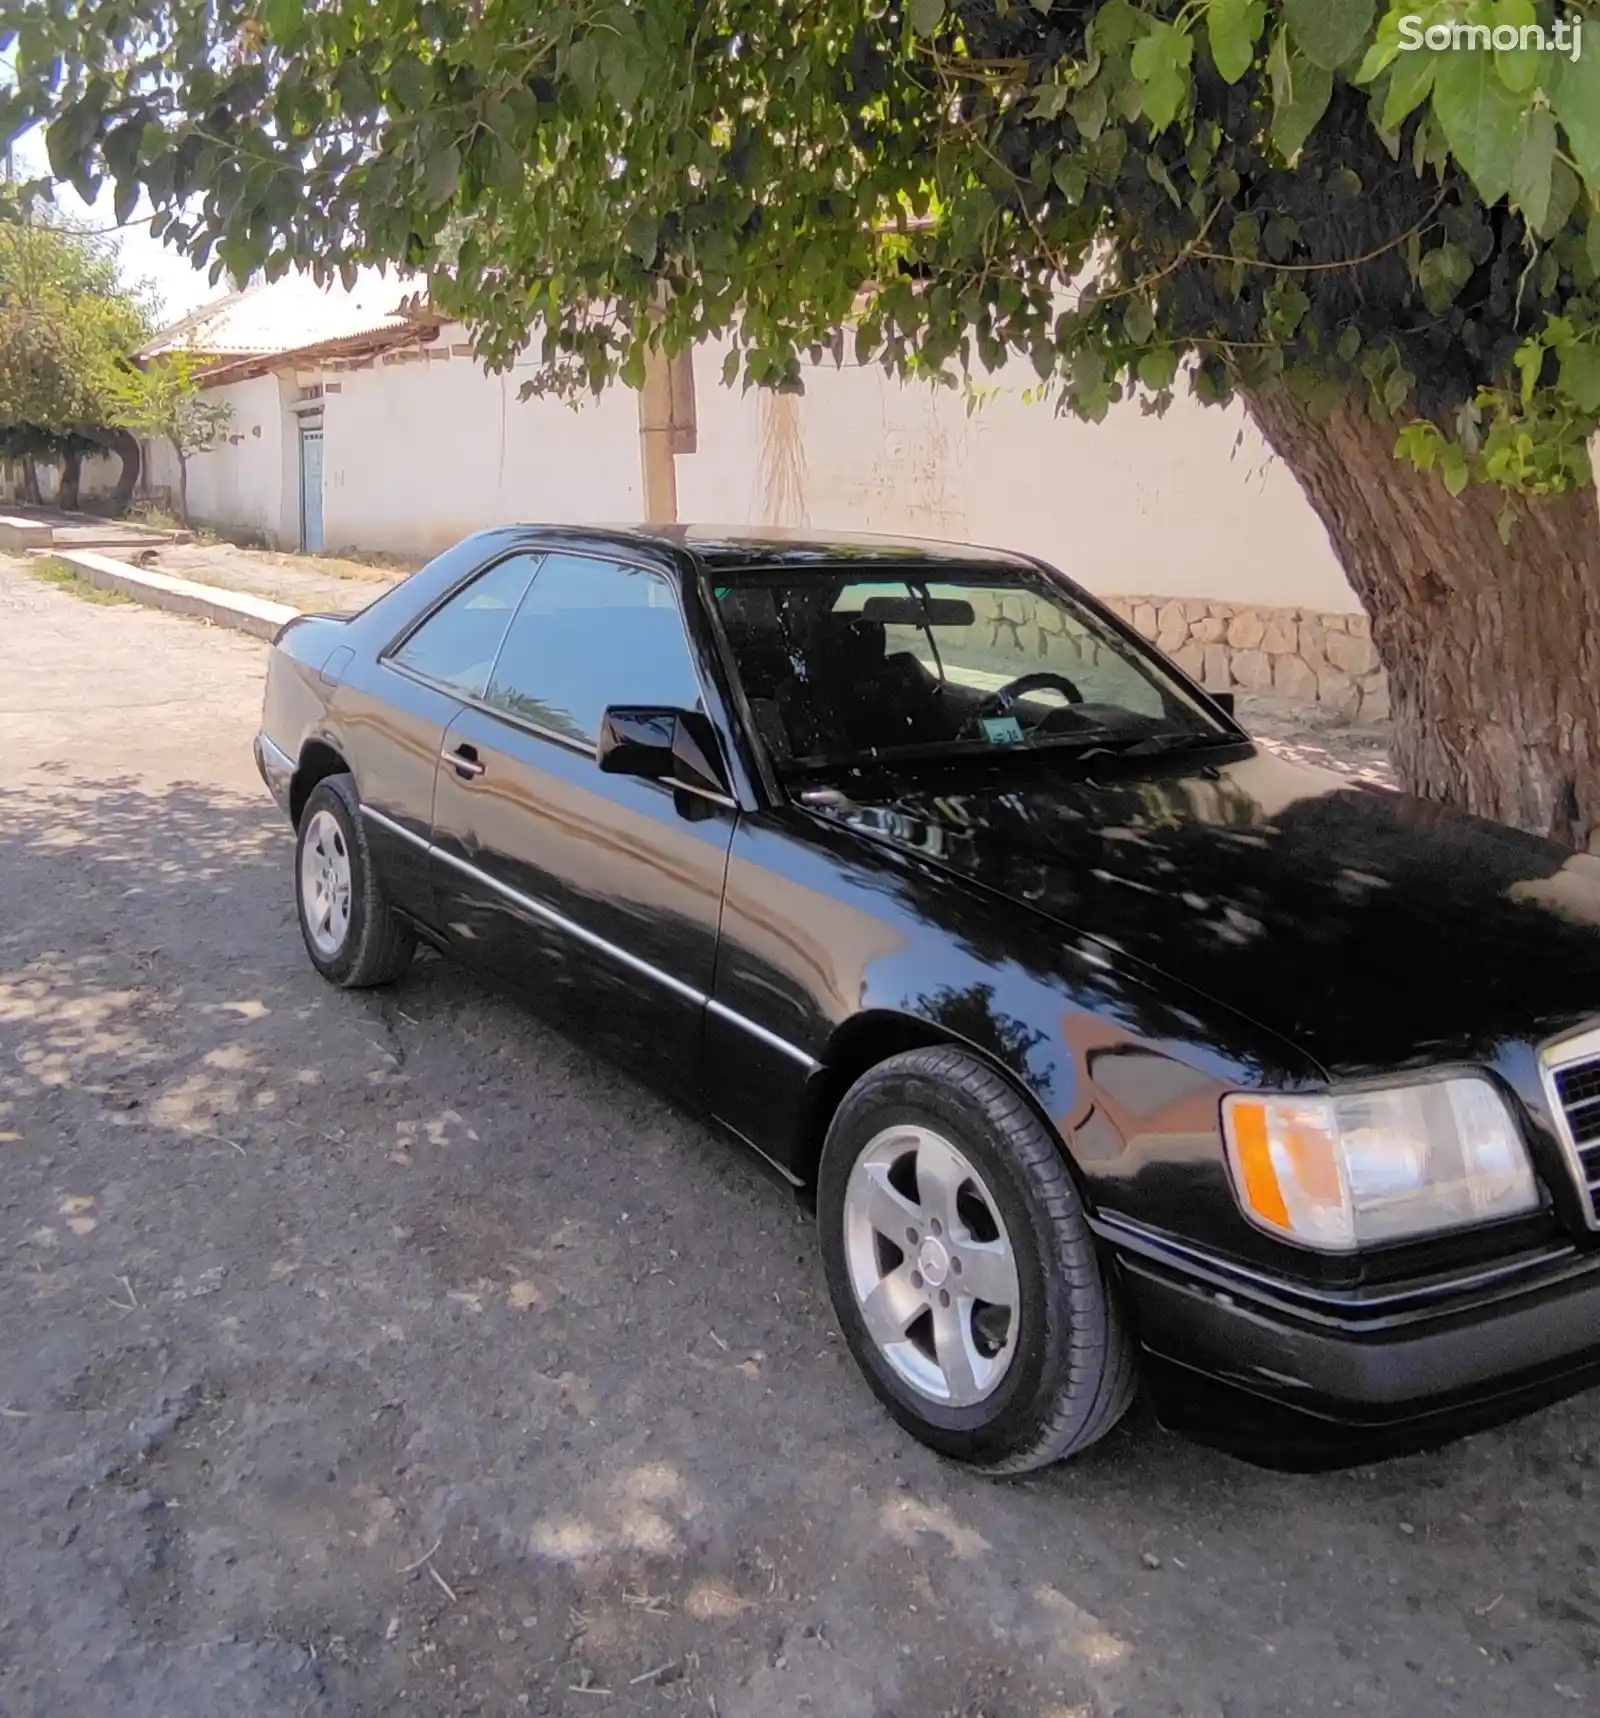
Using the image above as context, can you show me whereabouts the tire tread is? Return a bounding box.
[297,774,415,988]
[825,1045,1136,1475]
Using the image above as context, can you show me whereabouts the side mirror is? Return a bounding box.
[1208,690,1236,717]
[597,706,728,798]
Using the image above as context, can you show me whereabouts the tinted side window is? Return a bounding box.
[391,554,541,697]
[484,554,702,745]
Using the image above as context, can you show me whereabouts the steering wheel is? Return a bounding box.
[976,671,1085,717]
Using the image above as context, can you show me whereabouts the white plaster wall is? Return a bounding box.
[318,330,642,558]
[679,344,1359,613]
[163,322,1356,616]
[148,372,295,543]
[0,452,122,506]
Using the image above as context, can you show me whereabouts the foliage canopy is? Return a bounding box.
[5,1,1599,514]
[0,213,151,446]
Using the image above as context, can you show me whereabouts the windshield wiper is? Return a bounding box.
[1073,729,1244,760]
[777,729,1144,776]
[775,727,1243,778]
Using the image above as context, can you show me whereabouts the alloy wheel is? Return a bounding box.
[300,808,353,957]
[841,1124,1021,1407]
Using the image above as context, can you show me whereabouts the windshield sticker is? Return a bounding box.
[980,715,1025,746]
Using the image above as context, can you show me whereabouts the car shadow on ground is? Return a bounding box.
[1,774,1598,1718]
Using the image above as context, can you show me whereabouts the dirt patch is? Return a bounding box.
[2,557,1597,1718]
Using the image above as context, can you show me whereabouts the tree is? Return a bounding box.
[0,210,154,509]
[6,1,1597,844]
[113,350,231,522]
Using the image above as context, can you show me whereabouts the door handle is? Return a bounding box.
[443,743,486,780]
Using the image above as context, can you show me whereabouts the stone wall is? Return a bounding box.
[1100,594,1389,724]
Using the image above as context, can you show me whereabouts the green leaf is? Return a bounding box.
[1588,215,1600,278]
[1052,155,1088,203]
[1541,157,1580,242]
[1514,336,1546,403]
[1510,105,1557,233]
[1207,0,1264,84]
[45,95,102,186]
[1558,343,1600,413]
[624,210,658,258]
[1146,151,1181,206]
[1130,21,1194,133]
[1551,41,1600,190]
[908,0,946,36]
[1269,30,1334,162]
[1123,296,1155,343]
[1418,240,1473,309]
[422,140,461,207]
[1433,51,1526,206]
[1071,80,1108,140]
[261,0,304,41]
[1354,4,1418,83]
[113,174,139,228]
[1380,49,1436,131]
[1092,0,1143,56]
[387,56,431,114]
[1137,346,1178,390]
[1492,0,1545,92]
[604,38,648,111]
[1283,0,1375,71]
[1395,420,1441,470]
[1440,443,1471,495]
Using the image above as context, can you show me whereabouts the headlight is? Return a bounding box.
[1221,1077,1540,1250]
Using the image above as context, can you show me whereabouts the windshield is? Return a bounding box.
[709,563,1227,772]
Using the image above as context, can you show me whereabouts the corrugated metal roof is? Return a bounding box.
[140,269,426,360]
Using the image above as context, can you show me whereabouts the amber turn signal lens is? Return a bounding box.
[1222,1095,1350,1249]
[1221,1081,1540,1252]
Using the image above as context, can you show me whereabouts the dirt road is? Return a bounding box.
[1,556,1596,1718]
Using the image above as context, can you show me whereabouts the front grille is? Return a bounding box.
[1543,1030,1600,1228]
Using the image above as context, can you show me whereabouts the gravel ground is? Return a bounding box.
[1,555,1596,1718]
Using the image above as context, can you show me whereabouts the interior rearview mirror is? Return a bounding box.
[597,706,728,798]
[1209,690,1236,717]
[860,595,977,628]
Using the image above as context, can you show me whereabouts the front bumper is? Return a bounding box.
[1107,1220,1600,1469]
[254,731,295,819]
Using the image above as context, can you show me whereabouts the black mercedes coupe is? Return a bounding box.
[255,524,1600,1472]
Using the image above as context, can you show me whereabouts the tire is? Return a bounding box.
[294,773,416,988]
[818,1046,1135,1473]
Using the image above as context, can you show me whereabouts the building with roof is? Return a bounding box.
[139,267,441,379]
[135,271,1362,635]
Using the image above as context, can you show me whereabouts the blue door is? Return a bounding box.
[299,424,324,552]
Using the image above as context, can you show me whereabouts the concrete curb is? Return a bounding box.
[0,515,54,554]
[46,549,298,641]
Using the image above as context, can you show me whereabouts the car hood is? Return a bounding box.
[818,745,1600,1078]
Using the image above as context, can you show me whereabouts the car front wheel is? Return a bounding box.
[294,774,416,988]
[818,1046,1135,1473]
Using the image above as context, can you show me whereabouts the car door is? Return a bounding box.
[428,551,736,1101]
[341,551,543,928]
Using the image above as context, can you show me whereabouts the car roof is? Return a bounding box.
[512,522,1036,574]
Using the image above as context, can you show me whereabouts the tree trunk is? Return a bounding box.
[173,441,190,525]
[106,428,141,515]
[1243,389,1600,853]
[57,447,82,512]
[20,458,41,505]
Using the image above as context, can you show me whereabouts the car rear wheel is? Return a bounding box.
[294,774,415,988]
[818,1046,1135,1473]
